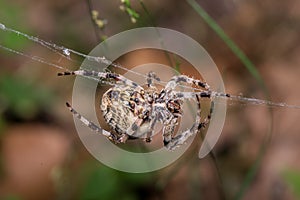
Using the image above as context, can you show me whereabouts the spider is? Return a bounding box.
[58,69,217,150]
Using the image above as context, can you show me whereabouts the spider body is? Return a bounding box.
[101,83,183,143]
[101,85,154,140]
[58,69,213,150]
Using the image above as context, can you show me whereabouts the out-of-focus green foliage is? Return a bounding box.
[80,164,152,200]
[80,166,122,199]
[284,170,300,198]
[120,0,140,23]
[0,74,54,121]
[2,194,22,200]
[0,0,29,50]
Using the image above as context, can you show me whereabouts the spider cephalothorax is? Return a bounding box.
[58,69,213,150]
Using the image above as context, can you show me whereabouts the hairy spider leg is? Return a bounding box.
[65,102,127,143]
[58,69,144,91]
[145,118,157,142]
[146,71,160,87]
[167,91,215,150]
[174,90,214,124]
[164,94,213,150]
[162,75,212,150]
[162,117,180,146]
[165,75,210,92]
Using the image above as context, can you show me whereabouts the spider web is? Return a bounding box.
[0,22,300,110]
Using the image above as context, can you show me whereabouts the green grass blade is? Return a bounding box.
[187,0,264,87]
[187,1,274,199]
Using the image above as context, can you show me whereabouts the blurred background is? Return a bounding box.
[1,0,300,199]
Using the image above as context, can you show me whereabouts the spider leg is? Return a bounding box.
[146,71,160,87]
[173,90,214,126]
[145,118,157,142]
[58,70,143,91]
[165,94,213,150]
[162,74,211,149]
[65,102,127,143]
[173,90,213,125]
[163,118,179,146]
[165,75,210,92]
[174,91,212,99]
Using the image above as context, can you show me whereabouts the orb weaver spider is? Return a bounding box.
[58,69,219,150]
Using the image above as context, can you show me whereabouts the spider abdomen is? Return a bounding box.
[100,87,152,139]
